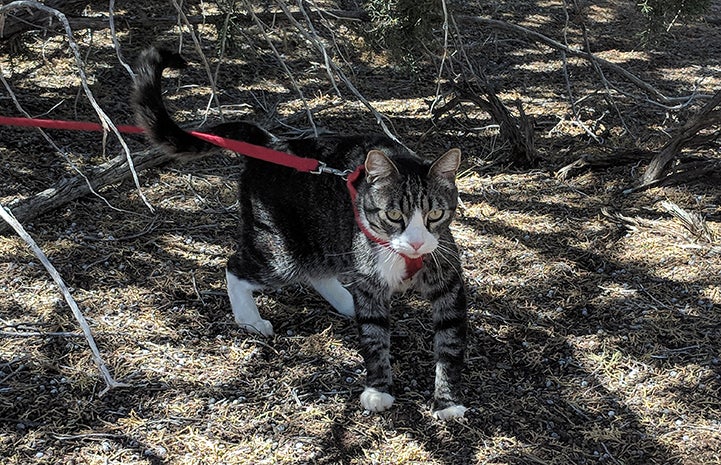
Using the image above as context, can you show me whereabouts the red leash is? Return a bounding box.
[0,115,424,279]
[0,115,144,134]
[0,115,320,173]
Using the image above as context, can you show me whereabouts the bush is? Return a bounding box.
[363,0,443,69]
[637,0,711,33]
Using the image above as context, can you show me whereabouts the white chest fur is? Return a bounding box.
[375,248,416,292]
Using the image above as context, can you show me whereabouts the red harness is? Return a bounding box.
[346,166,424,280]
[0,115,424,279]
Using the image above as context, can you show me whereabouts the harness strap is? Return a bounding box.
[346,166,424,280]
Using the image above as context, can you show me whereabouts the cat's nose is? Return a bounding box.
[409,241,424,251]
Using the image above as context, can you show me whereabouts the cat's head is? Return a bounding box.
[357,148,461,258]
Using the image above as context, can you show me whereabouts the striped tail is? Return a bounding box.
[132,46,215,156]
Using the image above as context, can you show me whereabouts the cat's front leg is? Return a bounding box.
[310,277,355,317]
[353,283,394,412]
[423,264,468,420]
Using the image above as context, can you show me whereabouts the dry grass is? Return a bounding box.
[2,1,721,464]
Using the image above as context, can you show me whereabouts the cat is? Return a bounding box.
[132,46,468,420]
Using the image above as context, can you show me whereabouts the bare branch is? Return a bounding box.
[0,0,154,212]
[170,0,224,125]
[243,0,317,136]
[639,88,721,186]
[275,0,412,151]
[0,204,129,395]
[108,0,135,80]
[457,15,711,107]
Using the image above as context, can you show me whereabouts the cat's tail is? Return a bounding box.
[132,46,215,156]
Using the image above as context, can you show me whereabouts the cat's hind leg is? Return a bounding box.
[226,268,274,336]
[310,277,355,317]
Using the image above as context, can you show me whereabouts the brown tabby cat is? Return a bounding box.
[132,46,468,419]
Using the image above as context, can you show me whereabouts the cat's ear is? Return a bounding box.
[429,148,461,181]
[365,150,399,183]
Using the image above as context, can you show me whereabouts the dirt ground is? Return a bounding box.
[1,1,721,464]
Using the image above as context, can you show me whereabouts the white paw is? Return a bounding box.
[236,318,274,337]
[360,387,395,413]
[432,404,468,420]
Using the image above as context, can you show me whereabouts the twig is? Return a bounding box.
[277,1,411,151]
[0,1,154,213]
[108,0,135,80]
[457,15,711,107]
[557,1,607,142]
[243,0,317,136]
[0,204,129,395]
[560,1,577,116]
[170,0,224,125]
[294,1,341,97]
[574,4,630,137]
[432,0,452,114]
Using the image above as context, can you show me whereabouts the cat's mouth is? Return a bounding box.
[401,251,424,259]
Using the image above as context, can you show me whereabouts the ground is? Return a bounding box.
[1,1,721,464]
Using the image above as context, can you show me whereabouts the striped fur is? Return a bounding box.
[132,46,468,419]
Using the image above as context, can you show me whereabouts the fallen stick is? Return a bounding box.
[640,89,721,186]
[0,148,174,234]
[0,204,129,396]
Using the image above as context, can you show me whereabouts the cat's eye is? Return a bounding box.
[384,210,404,223]
[427,209,445,222]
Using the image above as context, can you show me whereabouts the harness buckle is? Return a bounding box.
[311,161,353,179]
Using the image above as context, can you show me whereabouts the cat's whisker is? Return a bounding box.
[323,251,357,258]
[429,251,444,282]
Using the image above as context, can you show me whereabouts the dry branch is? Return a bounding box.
[558,89,721,185]
[0,0,85,38]
[555,149,654,180]
[437,88,538,168]
[0,6,367,39]
[272,0,411,151]
[660,200,717,243]
[0,204,129,395]
[457,15,708,107]
[640,89,721,186]
[602,202,719,249]
[0,148,174,234]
